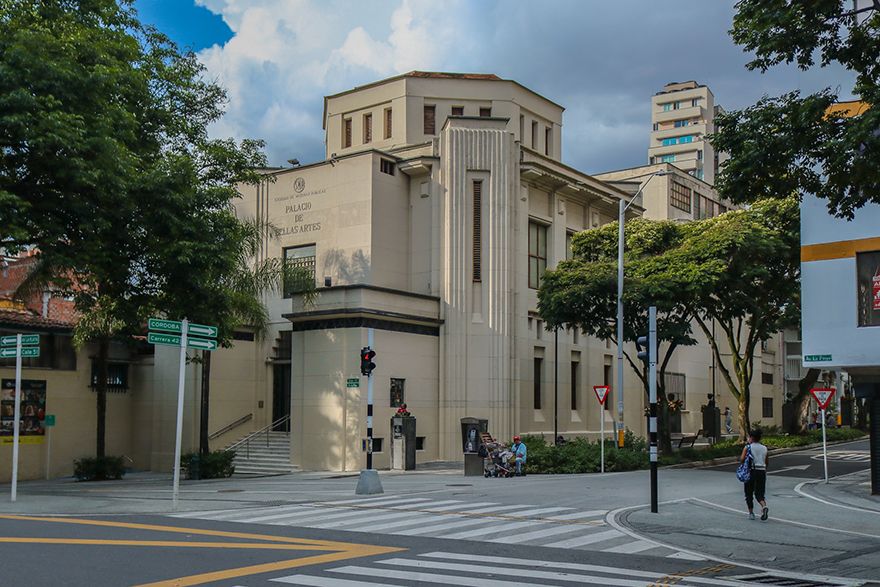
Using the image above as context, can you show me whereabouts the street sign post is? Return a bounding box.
[5,333,39,502]
[146,318,217,509]
[346,378,360,388]
[811,387,836,483]
[594,385,610,473]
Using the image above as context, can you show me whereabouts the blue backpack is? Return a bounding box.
[736,445,753,483]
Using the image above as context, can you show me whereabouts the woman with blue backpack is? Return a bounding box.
[738,429,769,521]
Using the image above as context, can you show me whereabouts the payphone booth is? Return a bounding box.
[390,416,417,471]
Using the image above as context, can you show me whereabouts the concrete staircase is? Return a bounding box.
[227,430,295,476]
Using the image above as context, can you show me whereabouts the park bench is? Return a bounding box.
[676,429,705,448]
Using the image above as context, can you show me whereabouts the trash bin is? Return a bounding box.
[189,455,201,480]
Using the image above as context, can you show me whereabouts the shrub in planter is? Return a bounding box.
[181,450,235,479]
[74,456,126,481]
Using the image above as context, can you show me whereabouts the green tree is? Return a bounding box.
[681,198,801,439]
[539,219,698,453]
[1,0,266,459]
[713,0,879,219]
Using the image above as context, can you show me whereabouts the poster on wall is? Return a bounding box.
[1,379,47,444]
[857,251,880,327]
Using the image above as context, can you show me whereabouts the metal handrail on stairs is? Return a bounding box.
[227,414,290,460]
[209,413,253,441]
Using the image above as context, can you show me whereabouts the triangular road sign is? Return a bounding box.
[593,385,610,405]
[810,387,835,411]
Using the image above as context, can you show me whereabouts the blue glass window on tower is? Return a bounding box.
[674,120,690,128]
[660,154,676,163]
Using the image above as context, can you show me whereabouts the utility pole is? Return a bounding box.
[648,306,658,513]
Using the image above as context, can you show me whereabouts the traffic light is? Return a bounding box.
[636,335,650,367]
[360,347,376,376]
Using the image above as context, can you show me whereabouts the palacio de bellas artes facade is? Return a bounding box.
[227,71,784,472]
[1,71,785,480]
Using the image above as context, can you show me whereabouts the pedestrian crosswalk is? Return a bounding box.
[172,495,705,559]
[261,550,746,587]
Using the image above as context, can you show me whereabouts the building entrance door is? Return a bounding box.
[272,364,291,432]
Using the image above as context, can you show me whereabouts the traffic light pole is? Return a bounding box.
[366,328,374,471]
[648,306,658,513]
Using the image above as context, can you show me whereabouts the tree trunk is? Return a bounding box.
[199,349,211,455]
[738,392,751,441]
[96,336,109,458]
[786,368,821,434]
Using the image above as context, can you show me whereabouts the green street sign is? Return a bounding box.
[187,337,218,351]
[804,354,833,362]
[44,415,56,427]
[147,332,181,347]
[346,378,360,388]
[148,318,182,333]
[148,318,217,338]
[187,323,218,339]
[1,334,40,347]
[0,347,40,358]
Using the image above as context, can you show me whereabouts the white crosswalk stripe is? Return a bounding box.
[268,550,740,587]
[170,496,698,558]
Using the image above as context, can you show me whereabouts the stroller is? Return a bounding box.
[482,442,515,478]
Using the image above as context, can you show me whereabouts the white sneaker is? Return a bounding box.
[749,512,756,520]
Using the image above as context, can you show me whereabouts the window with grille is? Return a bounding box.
[528,221,548,289]
[479,107,491,117]
[570,361,579,410]
[452,106,464,116]
[670,182,692,212]
[283,244,316,297]
[534,357,543,409]
[384,108,392,139]
[762,372,774,385]
[90,362,129,392]
[0,331,76,370]
[363,113,372,143]
[390,378,405,407]
[762,397,774,418]
[380,159,395,175]
[424,105,436,134]
[343,118,352,147]
[664,372,687,410]
[472,180,482,282]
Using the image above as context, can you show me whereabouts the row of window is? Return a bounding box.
[343,108,393,148]
[661,97,701,112]
[661,135,694,146]
[533,357,614,411]
[668,181,729,218]
[424,104,492,135]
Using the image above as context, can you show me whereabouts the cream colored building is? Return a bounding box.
[648,81,727,184]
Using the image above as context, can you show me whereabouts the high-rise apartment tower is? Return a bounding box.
[648,81,726,184]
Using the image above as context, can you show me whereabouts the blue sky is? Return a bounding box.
[133,0,857,174]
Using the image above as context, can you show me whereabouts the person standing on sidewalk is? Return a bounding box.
[740,429,769,520]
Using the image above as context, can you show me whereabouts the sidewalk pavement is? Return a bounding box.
[620,469,880,585]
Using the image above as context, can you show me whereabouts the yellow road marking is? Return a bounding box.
[0,514,405,586]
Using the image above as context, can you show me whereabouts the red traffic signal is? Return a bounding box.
[360,347,376,376]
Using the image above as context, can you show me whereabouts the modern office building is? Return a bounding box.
[648,81,726,184]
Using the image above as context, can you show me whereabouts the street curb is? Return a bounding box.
[662,436,868,470]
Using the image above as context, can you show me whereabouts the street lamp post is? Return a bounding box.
[616,171,666,447]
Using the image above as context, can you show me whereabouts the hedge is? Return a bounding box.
[180,450,235,479]
[73,456,126,481]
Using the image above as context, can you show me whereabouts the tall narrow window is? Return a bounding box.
[545,127,552,156]
[528,221,548,289]
[570,361,579,410]
[531,121,538,148]
[534,357,543,409]
[363,113,372,143]
[472,180,482,282]
[423,105,436,135]
[479,107,491,117]
[603,363,612,411]
[670,182,692,212]
[452,106,464,116]
[343,118,352,148]
[384,108,392,139]
[283,244,316,297]
[519,115,524,141]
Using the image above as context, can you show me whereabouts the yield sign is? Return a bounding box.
[593,385,610,405]
[810,387,836,411]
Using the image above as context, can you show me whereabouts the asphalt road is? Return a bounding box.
[714,438,871,478]
[0,513,758,586]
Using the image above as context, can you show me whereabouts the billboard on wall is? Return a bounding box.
[801,194,880,368]
[1,379,47,444]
